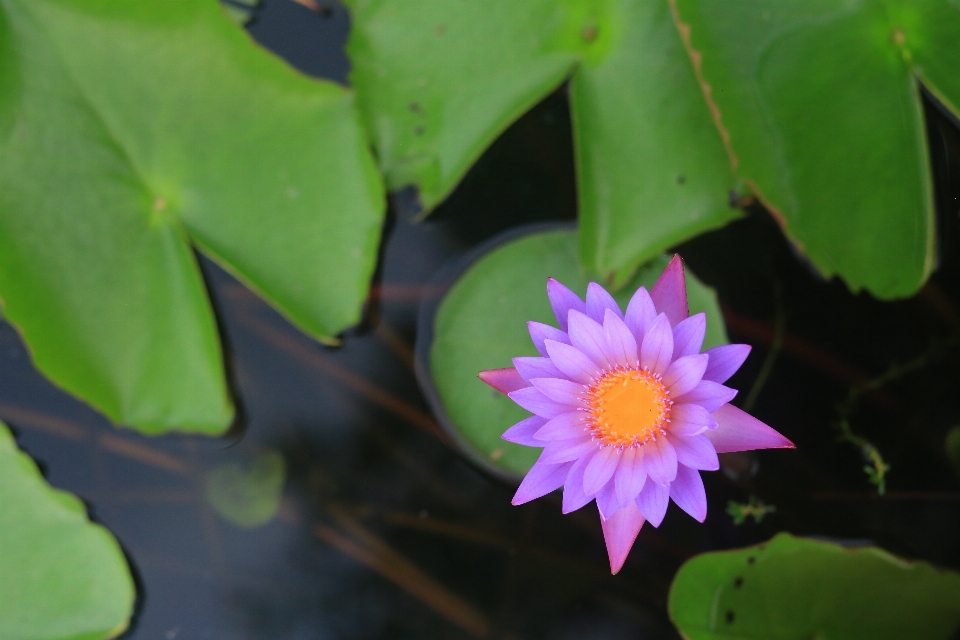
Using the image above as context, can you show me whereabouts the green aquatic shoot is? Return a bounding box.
[726,496,776,525]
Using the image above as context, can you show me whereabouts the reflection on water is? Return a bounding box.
[3,1,960,638]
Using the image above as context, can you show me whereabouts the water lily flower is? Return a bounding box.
[479,256,793,574]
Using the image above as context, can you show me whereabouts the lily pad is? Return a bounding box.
[205,450,286,529]
[420,226,727,479]
[669,533,960,640]
[672,0,960,298]
[0,0,384,435]
[0,422,135,640]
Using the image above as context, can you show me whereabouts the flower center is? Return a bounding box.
[586,367,672,448]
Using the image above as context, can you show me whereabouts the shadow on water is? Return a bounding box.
[2,0,960,638]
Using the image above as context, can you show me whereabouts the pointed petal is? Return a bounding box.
[512,457,571,505]
[672,313,706,358]
[530,378,587,406]
[669,403,718,436]
[662,354,709,397]
[600,501,645,574]
[603,310,638,368]
[541,435,597,464]
[502,416,548,446]
[707,404,794,452]
[650,255,689,326]
[562,455,595,513]
[479,368,528,395]
[582,446,620,495]
[645,435,678,484]
[545,339,600,385]
[547,278,585,331]
[595,479,624,519]
[568,310,613,369]
[703,344,751,383]
[513,356,566,382]
[528,321,570,358]
[615,447,647,505]
[636,480,669,527]
[640,314,674,375]
[669,433,720,471]
[508,387,574,419]
[534,411,588,441]
[670,465,707,522]
[624,286,656,346]
[586,282,623,323]
[675,380,737,413]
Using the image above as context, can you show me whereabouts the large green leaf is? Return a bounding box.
[0,0,384,434]
[669,533,960,640]
[672,0,960,298]
[425,227,727,479]
[0,422,135,640]
[571,0,739,284]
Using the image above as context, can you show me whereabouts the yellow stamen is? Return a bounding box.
[586,366,672,448]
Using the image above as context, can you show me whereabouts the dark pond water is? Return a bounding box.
[3,1,960,638]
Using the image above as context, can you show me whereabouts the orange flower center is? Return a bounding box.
[586,367,672,448]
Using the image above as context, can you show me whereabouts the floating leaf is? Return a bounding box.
[0,422,135,640]
[205,450,286,529]
[424,227,726,478]
[0,0,384,434]
[669,533,960,640]
[672,0,960,297]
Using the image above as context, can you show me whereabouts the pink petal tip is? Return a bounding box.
[600,501,646,574]
[478,368,527,395]
[650,254,689,326]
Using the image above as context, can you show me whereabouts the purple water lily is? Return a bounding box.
[479,256,793,574]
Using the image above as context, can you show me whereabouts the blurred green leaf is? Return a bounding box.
[672,0,960,298]
[0,422,135,640]
[0,0,384,435]
[428,227,727,478]
[669,533,960,640]
[205,450,286,529]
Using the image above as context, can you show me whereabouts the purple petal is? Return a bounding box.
[603,310,638,368]
[662,354,708,397]
[530,378,587,406]
[624,286,656,346]
[600,501,646,574]
[582,446,620,495]
[512,457,571,505]
[586,282,623,323]
[568,310,613,369]
[669,433,720,471]
[675,380,737,413]
[707,404,794,452]
[528,321,570,358]
[672,313,706,358]
[639,314,674,375]
[545,339,600,385]
[502,416,548,446]
[547,278,585,331]
[541,435,597,464]
[479,368,528,395]
[703,344,751,383]
[534,411,587,441]
[562,455,595,513]
[650,255,689,326]
[513,356,566,382]
[508,387,575,419]
[669,465,707,522]
[668,403,718,436]
[644,435,678,484]
[595,480,624,519]
[636,479,669,527]
[615,447,647,505]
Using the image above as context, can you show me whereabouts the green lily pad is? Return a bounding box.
[205,450,286,529]
[0,422,135,640]
[672,0,960,298]
[0,0,384,435]
[425,227,727,479]
[669,533,960,640]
